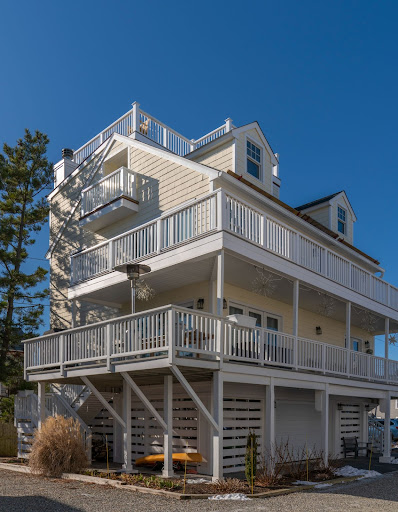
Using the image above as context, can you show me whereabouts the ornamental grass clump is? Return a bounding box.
[29,416,88,477]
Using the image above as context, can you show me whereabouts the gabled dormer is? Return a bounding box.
[188,121,280,198]
[295,191,357,245]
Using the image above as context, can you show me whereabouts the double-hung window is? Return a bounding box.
[247,140,261,180]
[337,206,346,235]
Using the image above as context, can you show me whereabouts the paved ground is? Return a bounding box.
[1,469,398,512]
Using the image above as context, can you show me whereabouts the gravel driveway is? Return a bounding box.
[1,469,398,512]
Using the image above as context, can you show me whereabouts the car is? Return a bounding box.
[371,418,398,441]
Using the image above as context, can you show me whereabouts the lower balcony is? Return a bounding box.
[80,166,139,231]
[24,306,398,385]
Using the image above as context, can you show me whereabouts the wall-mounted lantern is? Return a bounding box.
[316,326,322,335]
[197,298,205,310]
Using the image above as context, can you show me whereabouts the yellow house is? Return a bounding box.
[17,102,398,478]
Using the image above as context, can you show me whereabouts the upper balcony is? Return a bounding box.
[80,166,139,231]
[70,189,398,314]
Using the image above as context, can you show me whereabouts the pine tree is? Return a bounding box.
[0,129,52,381]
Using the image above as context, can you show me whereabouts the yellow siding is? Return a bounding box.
[191,141,233,172]
[306,205,330,229]
[49,141,211,328]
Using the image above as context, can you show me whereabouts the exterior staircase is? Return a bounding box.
[14,384,115,460]
[368,417,385,453]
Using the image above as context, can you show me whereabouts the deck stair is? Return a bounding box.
[13,384,112,460]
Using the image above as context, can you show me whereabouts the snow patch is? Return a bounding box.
[314,483,333,489]
[209,493,252,501]
[334,465,381,479]
[293,481,319,486]
[186,478,211,484]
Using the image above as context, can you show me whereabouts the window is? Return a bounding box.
[247,140,261,180]
[229,302,281,331]
[337,206,346,235]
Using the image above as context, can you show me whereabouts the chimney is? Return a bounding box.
[53,148,78,188]
[62,148,74,160]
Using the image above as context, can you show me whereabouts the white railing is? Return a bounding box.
[72,103,233,165]
[23,306,398,386]
[70,188,398,311]
[71,191,219,284]
[81,167,137,217]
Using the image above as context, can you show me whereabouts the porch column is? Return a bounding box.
[212,371,223,481]
[345,302,351,348]
[292,280,299,368]
[385,317,390,360]
[216,250,224,316]
[264,377,275,465]
[113,393,123,464]
[380,392,392,463]
[163,375,174,478]
[346,302,351,375]
[123,379,132,471]
[37,382,46,430]
[318,385,329,467]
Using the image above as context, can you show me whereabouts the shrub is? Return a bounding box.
[210,478,247,494]
[245,430,258,486]
[29,416,88,477]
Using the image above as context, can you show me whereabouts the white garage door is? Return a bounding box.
[276,401,322,456]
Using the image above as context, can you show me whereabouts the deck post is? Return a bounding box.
[216,250,224,317]
[292,279,299,369]
[265,378,275,467]
[319,384,329,467]
[163,375,174,478]
[113,393,123,463]
[212,371,223,481]
[123,379,132,472]
[37,382,46,430]
[380,391,393,462]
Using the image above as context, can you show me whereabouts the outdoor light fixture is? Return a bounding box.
[316,326,322,335]
[337,403,343,411]
[197,298,205,310]
[114,263,151,314]
[223,298,228,310]
[365,340,370,347]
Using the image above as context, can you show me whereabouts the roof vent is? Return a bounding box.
[62,148,74,160]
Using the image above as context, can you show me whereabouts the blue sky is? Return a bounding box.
[1,1,397,355]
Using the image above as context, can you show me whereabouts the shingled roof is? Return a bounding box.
[295,192,342,211]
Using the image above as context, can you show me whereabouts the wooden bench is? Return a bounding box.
[341,436,369,458]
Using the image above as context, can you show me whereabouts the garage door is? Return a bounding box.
[276,401,321,456]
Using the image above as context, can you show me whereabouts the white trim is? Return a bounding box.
[81,376,125,428]
[231,122,278,166]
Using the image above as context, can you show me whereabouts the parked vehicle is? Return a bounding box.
[372,418,398,441]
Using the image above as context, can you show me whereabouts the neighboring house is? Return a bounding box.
[18,102,398,476]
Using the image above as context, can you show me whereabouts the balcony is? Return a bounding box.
[24,306,398,385]
[70,189,398,313]
[80,166,138,231]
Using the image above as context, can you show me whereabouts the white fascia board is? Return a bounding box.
[218,172,383,274]
[231,122,279,165]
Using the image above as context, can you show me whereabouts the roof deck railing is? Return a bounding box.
[72,102,233,165]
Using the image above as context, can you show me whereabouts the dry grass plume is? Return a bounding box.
[29,416,88,477]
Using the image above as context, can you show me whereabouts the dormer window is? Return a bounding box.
[337,206,346,235]
[247,140,261,180]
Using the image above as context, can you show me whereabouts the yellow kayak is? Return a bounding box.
[135,452,203,466]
